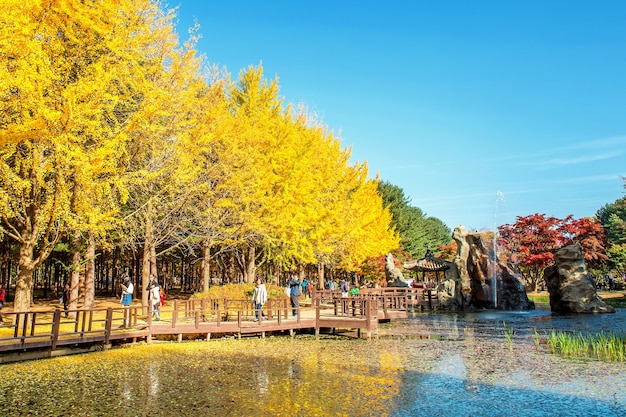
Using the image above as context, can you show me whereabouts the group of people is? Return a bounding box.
[324,279,351,297]
[145,274,165,321]
[251,275,309,320]
[118,273,166,325]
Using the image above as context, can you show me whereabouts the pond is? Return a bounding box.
[1,307,625,416]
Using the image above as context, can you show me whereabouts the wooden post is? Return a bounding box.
[365,299,373,339]
[172,300,179,328]
[104,308,113,345]
[315,298,320,340]
[51,309,61,350]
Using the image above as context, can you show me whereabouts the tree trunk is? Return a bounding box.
[201,239,211,292]
[141,201,154,314]
[69,230,82,318]
[142,240,152,315]
[317,261,325,289]
[246,245,256,284]
[83,232,96,309]
[13,241,36,313]
[150,245,157,277]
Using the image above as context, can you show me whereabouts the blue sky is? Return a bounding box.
[174,1,626,231]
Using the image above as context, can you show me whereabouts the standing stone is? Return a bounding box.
[452,226,534,310]
[385,253,410,287]
[544,244,615,314]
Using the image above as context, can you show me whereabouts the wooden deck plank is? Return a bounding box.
[0,294,417,359]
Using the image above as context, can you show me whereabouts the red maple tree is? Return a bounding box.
[557,216,608,270]
[498,213,607,292]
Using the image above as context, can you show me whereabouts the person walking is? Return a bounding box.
[0,283,5,324]
[340,279,350,298]
[148,276,161,321]
[120,275,134,327]
[62,283,70,318]
[288,275,301,317]
[301,278,309,299]
[252,278,268,321]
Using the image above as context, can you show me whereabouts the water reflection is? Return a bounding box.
[386,307,626,417]
[401,306,626,340]
[0,308,624,416]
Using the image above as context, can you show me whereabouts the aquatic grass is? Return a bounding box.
[605,297,626,308]
[502,321,515,351]
[532,328,541,350]
[548,330,626,363]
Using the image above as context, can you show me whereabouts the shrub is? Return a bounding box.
[191,283,288,301]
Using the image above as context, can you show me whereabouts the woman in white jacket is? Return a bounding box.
[252,278,267,321]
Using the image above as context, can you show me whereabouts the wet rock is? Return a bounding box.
[450,226,534,311]
[544,244,615,314]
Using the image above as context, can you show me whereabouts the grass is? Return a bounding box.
[527,291,626,306]
[548,330,626,363]
[502,321,515,351]
[605,297,626,308]
[526,293,550,304]
[532,328,541,350]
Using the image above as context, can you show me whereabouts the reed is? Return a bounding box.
[548,330,626,362]
[532,328,541,350]
[502,321,515,351]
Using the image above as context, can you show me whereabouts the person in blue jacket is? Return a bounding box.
[288,275,301,317]
[301,278,309,299]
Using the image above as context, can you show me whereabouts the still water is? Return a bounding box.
[0,307,625,417]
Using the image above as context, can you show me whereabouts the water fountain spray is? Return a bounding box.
[493,191,505,309]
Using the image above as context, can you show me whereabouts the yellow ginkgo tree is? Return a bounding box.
[0,0,194,311]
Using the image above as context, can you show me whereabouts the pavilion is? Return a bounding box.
[404,248,451,288]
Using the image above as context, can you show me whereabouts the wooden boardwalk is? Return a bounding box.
[0,288,436,363]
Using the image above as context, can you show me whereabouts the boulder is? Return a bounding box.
[544,244,614,314]
[385,253,410,287]
[451,226,534,310]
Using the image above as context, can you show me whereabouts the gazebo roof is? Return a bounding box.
[403,254,451,272]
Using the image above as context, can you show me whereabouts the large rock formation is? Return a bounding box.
[450,226,534,310]
[385,253,410,287]
[386,226,534,310]
[544,244,615,314]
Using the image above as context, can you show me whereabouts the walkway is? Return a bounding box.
[0,288,435,363]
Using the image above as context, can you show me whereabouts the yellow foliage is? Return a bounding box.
[191,283,288,300]
[0,337,403,416]
[1,0,400,308]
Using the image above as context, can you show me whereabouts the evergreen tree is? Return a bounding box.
[377,181,451,259]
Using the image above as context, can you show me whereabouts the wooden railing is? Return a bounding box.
[0,294,411,359]
[174,298,291,322]
[313,286,436,308]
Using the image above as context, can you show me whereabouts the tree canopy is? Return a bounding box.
[498,213,607,291]
[597,194,626,276]
[377,181,451,259]
[0,0,399,310]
